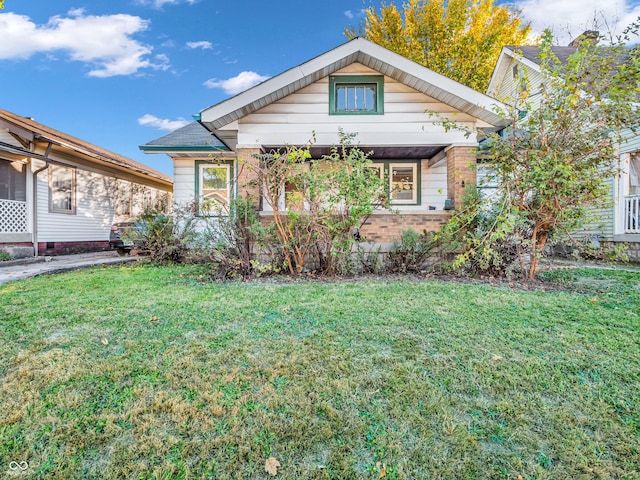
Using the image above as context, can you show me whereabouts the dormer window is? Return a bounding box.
[329,75,384,115]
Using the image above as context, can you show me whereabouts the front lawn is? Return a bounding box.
[1,265,639,479]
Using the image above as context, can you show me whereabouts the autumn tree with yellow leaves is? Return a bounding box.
[346,0,531,92]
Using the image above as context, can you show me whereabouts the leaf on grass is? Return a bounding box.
[150,316,160,322]
[491,354,503,361]
[265,457,281,476]
[589,298,598,303]
[376,462,386,477]
[101,338,109,345]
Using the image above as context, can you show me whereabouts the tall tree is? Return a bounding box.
[438,23,640,279]
[346,0,531,92]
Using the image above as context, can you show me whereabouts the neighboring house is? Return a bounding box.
[141,37,507,245]
[486,38,640,259]
[0,108,173,257]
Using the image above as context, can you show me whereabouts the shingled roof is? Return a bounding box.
[140,121,229,152]
[0,108,172,185]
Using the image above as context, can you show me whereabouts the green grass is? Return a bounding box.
[1,265,639,479]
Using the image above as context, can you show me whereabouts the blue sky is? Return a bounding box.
[1,0,639,177]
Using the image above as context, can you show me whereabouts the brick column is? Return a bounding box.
[235,146,262,205]
[446,146,477,209]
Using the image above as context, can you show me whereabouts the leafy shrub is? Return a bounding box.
[0,250,12,262]
[387,228,437,273]
[133,206,199,263]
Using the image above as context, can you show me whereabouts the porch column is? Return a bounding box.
[235,145,262,205]
[446,145,477,209]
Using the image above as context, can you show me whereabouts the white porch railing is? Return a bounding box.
[0,199,28,233]
[625,195,640,234]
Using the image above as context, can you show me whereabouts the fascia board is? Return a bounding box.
[201,37,508,129]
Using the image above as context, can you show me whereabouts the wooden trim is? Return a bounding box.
[329,75,384,115]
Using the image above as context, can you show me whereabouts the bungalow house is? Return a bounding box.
[486,39,640,260]
[0,108,173,257]
[141,37,507,245]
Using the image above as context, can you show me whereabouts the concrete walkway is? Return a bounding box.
[0,251,143,285]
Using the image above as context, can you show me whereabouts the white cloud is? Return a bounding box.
[138,114,190,131]
[344,10,354,20]
[203,71,270,95]
[186,41,213,50]
[0,11,168,77]
[517,0,640,43]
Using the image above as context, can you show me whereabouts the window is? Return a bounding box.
[196,161,233,214]
[372,161,420,205]
[329,75,384,115]
[49,165,75,214]
[390,164,418,204]
[284,180,304,211]
[0,160,26,201]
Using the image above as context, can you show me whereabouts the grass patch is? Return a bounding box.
[1,265,639,479]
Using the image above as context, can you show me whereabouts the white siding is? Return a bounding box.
[173,158,196,207]
[573,179,615,241]
[37,168,116,242]
[620,129,640,155]
[237,63,478,147]
[36,162,171,243]
[494,58,546,113]
[421,161,447,210]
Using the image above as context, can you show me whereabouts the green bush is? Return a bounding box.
[387,228,437,273]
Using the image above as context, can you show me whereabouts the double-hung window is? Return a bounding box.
[329,75,384,115]
[196,161,233,215]
[49,164,76,214]
[372,161,420,205]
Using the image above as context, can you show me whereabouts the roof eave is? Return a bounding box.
[200,37,509,131]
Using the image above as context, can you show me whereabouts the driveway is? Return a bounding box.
[0,252,141,285]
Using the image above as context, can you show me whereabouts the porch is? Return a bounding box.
[0,198,29,236]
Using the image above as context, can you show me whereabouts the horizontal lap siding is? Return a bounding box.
[37,169,116,242]
[422,161,447,210]
[174,158,196,207]
[238,63,476,147]
[495,58,546,112]
[37,165,172,243]
[570,179,615,241]
[620,130,640,154]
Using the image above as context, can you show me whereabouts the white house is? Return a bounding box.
[141,37,506,244]
[487,41,640,260]
[0,108,173,257]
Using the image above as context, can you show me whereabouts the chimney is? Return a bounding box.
[568,30,599,48]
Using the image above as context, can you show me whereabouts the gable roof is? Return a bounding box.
[140,121,229,153]
[487,43,635,97]
[0,108,172,186]
[199,37,508,132]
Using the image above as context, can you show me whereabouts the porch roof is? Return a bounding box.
[140,121,229,153]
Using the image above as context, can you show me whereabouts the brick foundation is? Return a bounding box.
[360,213,451,242]
[37,241,111,256]
[258,212,451,243]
